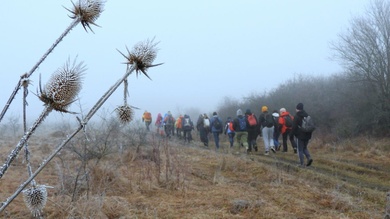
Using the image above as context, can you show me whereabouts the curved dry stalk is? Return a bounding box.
[0,106,53,179]
[22,82,36,186]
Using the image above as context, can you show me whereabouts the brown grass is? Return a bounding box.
[0,134,389,218]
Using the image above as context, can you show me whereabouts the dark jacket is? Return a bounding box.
[292,110,312,140]
[210,116,223,133]
[233,115,249,132]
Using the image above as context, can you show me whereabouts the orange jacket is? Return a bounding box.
[278,111,294,134]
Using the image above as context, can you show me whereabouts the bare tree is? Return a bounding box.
[331,0,390,133]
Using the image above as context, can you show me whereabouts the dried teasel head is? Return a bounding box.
[117,38,163,80]
[65,0,105,33]
[115,105,135,124]
[39,58,85,113]
[22,185,48,217]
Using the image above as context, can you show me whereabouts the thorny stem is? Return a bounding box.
[22,86,36,186]
[0,106,53,180]
[0,19,81,124]
[84,65,136,121]
[123,78,128,105]
[0,64,138,212]
[0,124,83,212]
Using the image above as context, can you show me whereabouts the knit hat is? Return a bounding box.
[296,103,304,110]
[261,106,268,112]
[237,109,243,116]
[213,112,217,116]
[280,108,286,113]
[245,109,252,115]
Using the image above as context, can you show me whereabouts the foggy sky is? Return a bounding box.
[0,0,369,127]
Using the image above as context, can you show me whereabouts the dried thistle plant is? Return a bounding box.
[0,0,104,124]
[115,105,134,124]
[22,185,49,217]
[117,38,163,80]
[39,58,85,113]
[65,0,105,33]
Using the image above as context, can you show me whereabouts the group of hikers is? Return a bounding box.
[142,102,315,167]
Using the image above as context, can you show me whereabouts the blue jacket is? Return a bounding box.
[210,116,223,133]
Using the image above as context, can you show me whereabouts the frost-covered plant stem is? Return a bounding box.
[0,106,52,180]
[0,19,80,124]
[0,65,137,213]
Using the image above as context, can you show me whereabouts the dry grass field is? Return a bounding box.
[1,129,389,218]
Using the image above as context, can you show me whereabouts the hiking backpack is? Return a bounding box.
[284,115,293,128]
[300,116,315,132]
[183,118,191,127]
[264,114,274,128]
[204,118,210,128]
[237,117,247,131]
[247,114,257,127]
[228,122,235,132]
[165,115,174,126]
[213,118,222,130]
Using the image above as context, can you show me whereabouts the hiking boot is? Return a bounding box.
[271,147,276,153]
[307,159,313,167]
[254,146,258,152]
[293,148,297,154]
[264,151,269,155]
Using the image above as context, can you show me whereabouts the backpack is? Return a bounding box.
[203,118,210,128]
[144,112,152,120]
[228,122,235,132]
[183,118,191,127]
[237,117,247,131]
[284,115,293,128]
[247,114,257,127]
[300,116,316,132]
[176,117,182,129]
[165,115,174,126]
[213,118,222,130]
[264,114,274,128]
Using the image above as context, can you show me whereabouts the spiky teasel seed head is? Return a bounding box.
[23,185,48,217]
[39,58,85,113]
[117,38,163,80]
[65,0,105,33]
[115,105,133,124]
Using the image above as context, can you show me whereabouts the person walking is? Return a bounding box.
[142,110,153,131]
[278,108,297,153]
[155,113,164,136]
[182,114,194,143]
[291,103,313,167]
[224,116,235,148]
[272,110,280,150]
[258,106,276,155]
[210,112,223,151]
[175,114,183,139]
[232,109,249,154]
[245,109,258,153]
[163,111,175,138]
[196,114,210,146]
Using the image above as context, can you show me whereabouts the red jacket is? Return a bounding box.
[278,111,294,134]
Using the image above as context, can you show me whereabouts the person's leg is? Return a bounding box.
[289,132,297,153]
[302,139,312,165]
[213,132,220,149]
[282,132,288,152]
[262,128,269,153]
[268,128,275,152]
[235,132,242,154]
[242,132,249,152]
[297,138,305,166]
